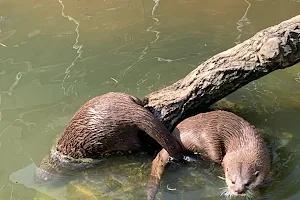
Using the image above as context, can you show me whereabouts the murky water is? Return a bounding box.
[1,0,300,199]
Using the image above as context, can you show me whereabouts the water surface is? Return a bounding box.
[1,0,300,199]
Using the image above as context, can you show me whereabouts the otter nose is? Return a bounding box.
[234,188,245,194]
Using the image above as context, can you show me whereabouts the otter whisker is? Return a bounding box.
[220,188,232,199]
[218,176,226,180]
[245,189,257,199]
[220,186,258,200]
[219,187,228,190]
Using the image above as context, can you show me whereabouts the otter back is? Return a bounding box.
[56,92,183,159]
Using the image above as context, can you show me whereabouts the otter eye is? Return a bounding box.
[245,182,250,187]
[231,180,235,184]
[255,171,259,177]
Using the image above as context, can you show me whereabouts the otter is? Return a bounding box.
[147,110,271,200]
[35,92,183,183]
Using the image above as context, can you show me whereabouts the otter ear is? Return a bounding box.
[255,171,259,177]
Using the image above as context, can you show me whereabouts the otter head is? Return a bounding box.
[34,155,58,184]
[221,151,268,198]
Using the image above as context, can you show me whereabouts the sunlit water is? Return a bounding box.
[1,0,300,199]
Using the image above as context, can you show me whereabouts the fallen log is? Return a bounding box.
[143,15,300,130]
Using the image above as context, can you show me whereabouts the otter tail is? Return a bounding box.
[132,106,183,161]
[147,149,170,200]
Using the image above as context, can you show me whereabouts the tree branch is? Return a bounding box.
[144,15,300,130]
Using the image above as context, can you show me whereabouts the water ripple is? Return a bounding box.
[58,0,84,96]
[235,0,252,44]
[0,184,13,200]
[0,30,16,47]
[116,0,161,81]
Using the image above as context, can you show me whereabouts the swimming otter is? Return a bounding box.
[35,92,183,183]
[147,110,271,200]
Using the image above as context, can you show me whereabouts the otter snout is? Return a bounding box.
[226,181,247,196]
[232,187,246,195]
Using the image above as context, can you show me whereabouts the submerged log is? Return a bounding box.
[143,15,300,130]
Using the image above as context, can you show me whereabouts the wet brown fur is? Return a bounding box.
[35,92,183,182]
[147,110,271,200]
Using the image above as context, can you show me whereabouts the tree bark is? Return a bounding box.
[143,15,300,130]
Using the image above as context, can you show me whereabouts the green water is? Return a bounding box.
[1,0,300,199]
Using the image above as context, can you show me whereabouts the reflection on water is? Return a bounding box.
[1,0,300,199]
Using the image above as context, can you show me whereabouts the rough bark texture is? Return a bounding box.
[144,15,300,130]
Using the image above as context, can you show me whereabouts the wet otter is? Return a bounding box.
[148,110,271,200]
[35,92,183,183]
